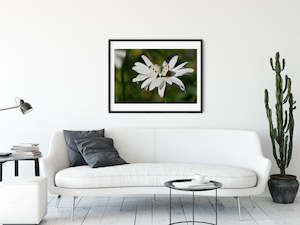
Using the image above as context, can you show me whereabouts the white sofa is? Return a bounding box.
[42,128,271,218]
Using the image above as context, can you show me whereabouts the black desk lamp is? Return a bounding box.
[0,98,33,114]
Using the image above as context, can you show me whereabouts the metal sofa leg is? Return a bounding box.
[56,195,61,208]
[71,196,77,221]
[234,196,242,220]
[249,195,256,208]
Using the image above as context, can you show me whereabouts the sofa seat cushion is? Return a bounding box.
[55,163,257,189]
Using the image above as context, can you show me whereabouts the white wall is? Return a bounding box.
[0,0,299,193]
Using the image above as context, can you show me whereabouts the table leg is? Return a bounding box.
[14,160,19,176]
[34,159,40,176]
[0,162,2,182]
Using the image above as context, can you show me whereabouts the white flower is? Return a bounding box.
[115,50,126,69]
[132,55,194,98]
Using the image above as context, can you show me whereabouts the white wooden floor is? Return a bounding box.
[41,195,300,225]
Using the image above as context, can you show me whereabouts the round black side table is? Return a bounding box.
[164,179,222,225]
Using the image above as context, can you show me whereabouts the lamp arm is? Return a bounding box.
[0,105,20,112]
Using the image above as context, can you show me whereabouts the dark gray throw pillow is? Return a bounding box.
[63,130,104,167]
[75,136,127,168]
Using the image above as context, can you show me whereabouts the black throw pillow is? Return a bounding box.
[75,136,127,168]
[63,130,104,167]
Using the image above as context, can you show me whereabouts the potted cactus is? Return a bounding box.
[264,52,299,203]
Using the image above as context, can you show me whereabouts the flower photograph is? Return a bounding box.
[109,40,202,112]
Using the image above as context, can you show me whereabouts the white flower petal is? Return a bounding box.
[132,74,149,82]
[135,62,148,68]
[162,61,167,67]
[175,68,194,77]
[172,62,188,71]
[168,55,178,69]
[169,77,185,91]
[132,65,151,75]
[141,78,153,89]
[141,55,153,66]
[149,78,163,91]
[158,81,166,98]
[149,83,156,91]
[165,78,173,85]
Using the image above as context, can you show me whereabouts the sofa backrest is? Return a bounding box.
[49,128,264,171]
[106,128,263,169]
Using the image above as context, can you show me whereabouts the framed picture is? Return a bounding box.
[109,39,202,113]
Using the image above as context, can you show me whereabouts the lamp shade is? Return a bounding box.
[19,99,33,114]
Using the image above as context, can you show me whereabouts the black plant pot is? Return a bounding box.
[268,174,299,204]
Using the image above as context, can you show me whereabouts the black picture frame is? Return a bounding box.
[109,39,203,113]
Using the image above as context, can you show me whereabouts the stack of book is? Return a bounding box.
[11,143,41,157]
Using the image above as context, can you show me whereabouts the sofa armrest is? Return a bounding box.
[253,157,272,195]
[40,157,58,194]
[41,131,69,194]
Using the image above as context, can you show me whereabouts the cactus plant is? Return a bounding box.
[264,52,296,176]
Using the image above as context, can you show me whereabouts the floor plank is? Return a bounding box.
[217,197,252,222]
[90,197,137,225]
[254,197,300,225]
[241,196,269,223]
[152,195,172,225]
[181,196,216,225]
[25,195,300,225]
[134,196,152,225]
[41,205,89,225]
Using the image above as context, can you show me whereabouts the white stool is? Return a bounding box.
[0,177,47,224]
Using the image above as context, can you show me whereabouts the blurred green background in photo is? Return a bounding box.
[114,49,197,103]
